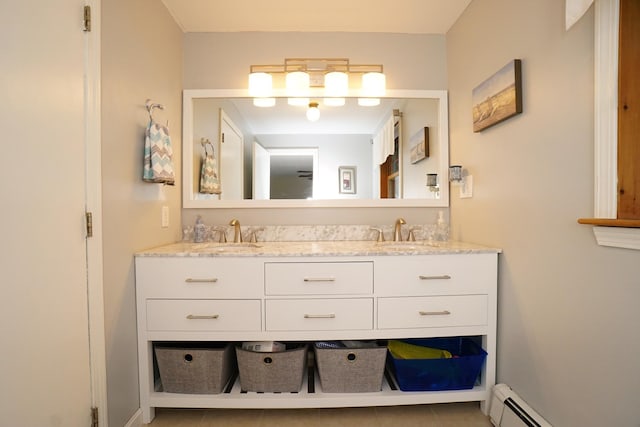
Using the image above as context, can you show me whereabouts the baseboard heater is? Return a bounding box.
[489,384,553,427]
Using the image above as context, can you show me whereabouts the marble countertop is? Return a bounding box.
[135,240,501,257]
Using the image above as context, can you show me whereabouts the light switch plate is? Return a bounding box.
[460,175,473,198]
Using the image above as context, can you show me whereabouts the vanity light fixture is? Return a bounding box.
[247,58,385,107]
[449,166,473,198]
[306,102,320,122]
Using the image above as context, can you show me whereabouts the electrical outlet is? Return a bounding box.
[161,206,169,228]
[460,175,473,198]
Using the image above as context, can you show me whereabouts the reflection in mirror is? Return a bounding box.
[253,146,319,200]
[183,89,449,208]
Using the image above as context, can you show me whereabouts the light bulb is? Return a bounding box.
[306,102,320,122]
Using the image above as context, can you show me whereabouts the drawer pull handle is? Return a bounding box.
[186,314,220,320]
[419,275,452,280]
[419,310,451,316]
[303,277,336,282]
[304,313,336,319]
[185,278,218,283]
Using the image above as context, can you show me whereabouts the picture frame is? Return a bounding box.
[472,59,522,132]
[338,166,357,194]
[409,127,430,164]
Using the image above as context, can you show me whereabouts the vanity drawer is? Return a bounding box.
[377,295,487,329]
[265,298,373,331]
[375,254,496,296]
[146,299,261,332]
[136,257,263,298]
[264,261,373,296]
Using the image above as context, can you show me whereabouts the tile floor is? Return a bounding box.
[146,402,494,426]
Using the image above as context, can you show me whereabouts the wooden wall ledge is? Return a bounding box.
[578,218,640,228]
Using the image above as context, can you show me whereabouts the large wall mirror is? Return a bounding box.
[183,89,449,208]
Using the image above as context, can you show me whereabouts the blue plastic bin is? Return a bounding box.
[388,337,487,391]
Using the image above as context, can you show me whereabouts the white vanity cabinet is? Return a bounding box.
[135,249,498,424]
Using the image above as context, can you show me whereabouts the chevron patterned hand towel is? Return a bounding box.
[199,141,221,194]
[143,121,175,185]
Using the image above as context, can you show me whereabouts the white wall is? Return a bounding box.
[447,1,640,425]
[184,32,447,91]
[182,32,449,227]
[101,1,183,425]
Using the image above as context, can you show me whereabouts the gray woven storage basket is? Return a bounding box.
[155,343,235,394]
[314,344,387,392]
[236,344,307,392]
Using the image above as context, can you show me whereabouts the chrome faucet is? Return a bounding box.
[229,219,243,243]
[393,218,406,241]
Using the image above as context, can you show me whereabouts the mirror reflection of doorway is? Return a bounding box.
[252,144,318,200]
[270,154,313,199]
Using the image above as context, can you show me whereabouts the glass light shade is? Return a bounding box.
[357,98,381,107]
[426,173,438,187]
[324,71,348,96]
[324,71,348,107]
[306,103,320,122]
[288,97,310,106]
[324,97,345,107]
[361,72,386,97]
[286,71,310,95]
[253,97,276,107]
[449,165,463,182]
[248,72,272,98]
[286,71,310,106]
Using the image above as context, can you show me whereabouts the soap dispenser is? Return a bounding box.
[434,210,450,242]
[194,215,206,243]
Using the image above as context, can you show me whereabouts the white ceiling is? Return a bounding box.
[161,0,471,34]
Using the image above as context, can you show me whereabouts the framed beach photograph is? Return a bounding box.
[338,166,357,194]
[472,59,522,132]
[410,127,430,164]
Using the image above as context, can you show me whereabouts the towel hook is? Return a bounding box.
[145,98,165,122]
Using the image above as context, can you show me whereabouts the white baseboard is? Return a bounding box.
[124,409,143,427]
